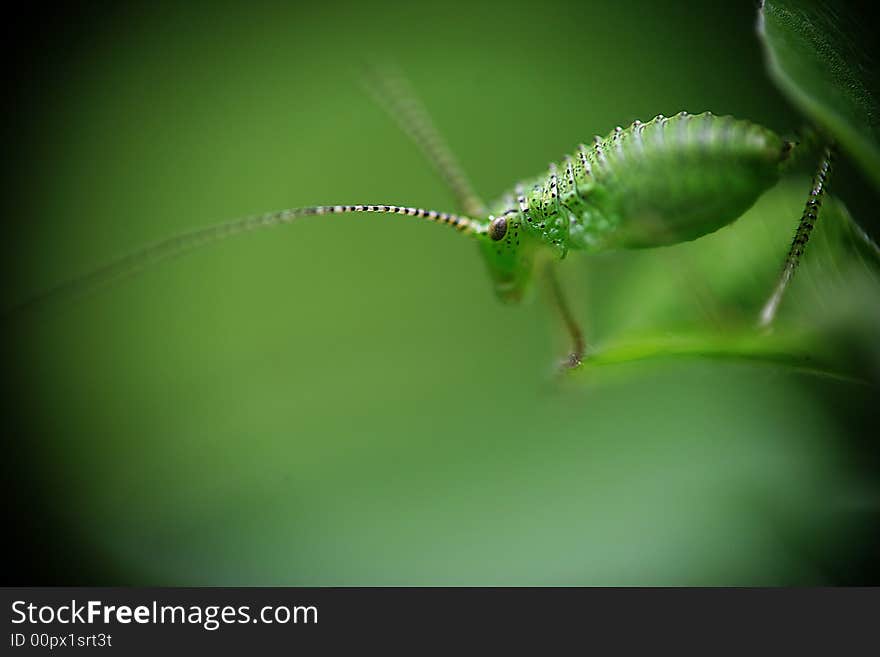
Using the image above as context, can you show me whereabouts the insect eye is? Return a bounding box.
[488,216,508,241]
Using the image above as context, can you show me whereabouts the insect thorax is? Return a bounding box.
[479,111,787,302]
[493,111,787,254]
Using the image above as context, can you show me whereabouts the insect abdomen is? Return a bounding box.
[569,112,787,250]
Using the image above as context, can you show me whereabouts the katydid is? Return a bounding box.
[7,1,874,371]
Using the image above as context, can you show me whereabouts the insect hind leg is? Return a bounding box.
[759,144,835,327]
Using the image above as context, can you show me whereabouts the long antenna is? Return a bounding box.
[6,203,484,317]
[361,64,488,218]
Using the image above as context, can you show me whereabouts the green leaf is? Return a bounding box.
[757,0,880,189]
[567,179,880,381]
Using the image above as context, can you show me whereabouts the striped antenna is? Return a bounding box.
[6,204,485,317]
[361,63,488,219]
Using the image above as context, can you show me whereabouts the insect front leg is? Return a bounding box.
[759,144,835,327]
[543,262,586,369]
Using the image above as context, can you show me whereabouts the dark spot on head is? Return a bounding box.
[488,216,508,241]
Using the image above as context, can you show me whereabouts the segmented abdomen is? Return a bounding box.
[500,112,788,253]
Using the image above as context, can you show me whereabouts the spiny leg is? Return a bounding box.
[361,63,487,218]
[759,144,835,327]
[544,263,586,369]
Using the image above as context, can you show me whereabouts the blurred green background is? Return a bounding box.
[3,0,879,584]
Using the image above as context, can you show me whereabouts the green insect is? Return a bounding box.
[10,0,877,370]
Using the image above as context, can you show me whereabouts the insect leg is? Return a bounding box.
[759,144,835,327]
[544,263,586,369]
[360,63,487,218]
[779,124,824,174]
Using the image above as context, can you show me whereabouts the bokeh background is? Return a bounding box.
[3,0,879,584]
